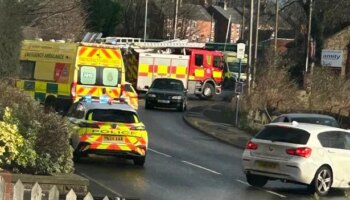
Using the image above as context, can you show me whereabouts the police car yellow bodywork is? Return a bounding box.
[77,121,147,157]
[69,97,147,165]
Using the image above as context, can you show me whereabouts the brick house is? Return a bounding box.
[207,5,242,43]
[155,1,214,42]
[323,25,350,77]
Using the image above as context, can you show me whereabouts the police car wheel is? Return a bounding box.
[133,156,146,166]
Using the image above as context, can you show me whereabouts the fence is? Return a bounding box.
[0,177,128,200]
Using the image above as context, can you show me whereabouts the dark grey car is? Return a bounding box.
[272,113,340,128]
[145,78,187,111]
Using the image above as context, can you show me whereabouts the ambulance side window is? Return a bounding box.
[19,61,35,79]
[195,54,203,66]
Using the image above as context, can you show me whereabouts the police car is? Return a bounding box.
[67,95,148,166]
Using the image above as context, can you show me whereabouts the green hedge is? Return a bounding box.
[0,81,74,174]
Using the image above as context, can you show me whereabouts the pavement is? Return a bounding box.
[183,101,253,149]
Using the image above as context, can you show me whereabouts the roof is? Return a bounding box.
[209,5,242,23]
[267,122,343,135]
[278,113,336,120]
[80,101,136,113]
[154,2,211,21]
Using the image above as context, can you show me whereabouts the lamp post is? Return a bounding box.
[143,0,148,42]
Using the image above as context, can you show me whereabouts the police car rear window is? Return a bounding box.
[86,109,138,123]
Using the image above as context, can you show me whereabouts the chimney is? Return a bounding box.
[224,0,228,10]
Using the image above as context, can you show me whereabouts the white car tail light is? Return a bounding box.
[286,147,312,158]
[246,140,258,150]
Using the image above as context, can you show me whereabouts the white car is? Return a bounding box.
[242,122,350,196]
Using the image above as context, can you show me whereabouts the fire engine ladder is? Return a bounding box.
[101,37,206,49]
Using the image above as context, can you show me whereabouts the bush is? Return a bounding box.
[0,81,74,174]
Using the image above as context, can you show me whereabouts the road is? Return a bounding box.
[75,98,348,200]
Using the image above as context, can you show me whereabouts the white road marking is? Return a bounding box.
[235,179,287,198]
[80,172,122,197]
[182,160,221,175]
[148,148,172,157]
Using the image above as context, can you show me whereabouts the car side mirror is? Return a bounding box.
[145,85,149,89]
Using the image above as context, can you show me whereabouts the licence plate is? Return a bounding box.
[257,161,278,169]
[103,136,123,141]
[158,100,170,103]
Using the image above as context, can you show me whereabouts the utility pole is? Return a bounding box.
[305,0,313,73]
[224,15,232,51]
[274,0,279,64]
[174,0,179,39]
[143,0,148,42]
[241,0,246,40]
[247,0,254,92]
[253,0,261,88]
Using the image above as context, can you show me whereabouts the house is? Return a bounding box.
[155,1,214,42]
[207,5,242,43]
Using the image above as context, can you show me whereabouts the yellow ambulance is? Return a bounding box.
[16,40,126,112]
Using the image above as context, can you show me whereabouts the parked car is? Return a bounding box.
[272,113,339,128]
[242,122,350,196]
[145,78,187,111]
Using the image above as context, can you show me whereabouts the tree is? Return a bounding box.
[0,0,24,77]
[21,0,87,41]
[83,0,123,36]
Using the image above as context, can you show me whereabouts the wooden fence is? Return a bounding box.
[0,178,127,200]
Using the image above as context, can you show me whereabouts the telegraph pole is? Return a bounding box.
[174,0,179,39]
[305,0,313,73]
[247,0,254,92]
[274,0,279,65]
[240,0,246,40]
[143,0,148,42]
[253,0,261,88]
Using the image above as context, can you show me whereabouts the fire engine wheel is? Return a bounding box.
[201,83,215,100]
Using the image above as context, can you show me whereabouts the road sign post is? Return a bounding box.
[235,43,246,127]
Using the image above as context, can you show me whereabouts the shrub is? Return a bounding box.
[0,81,74,174]
[0,108,24,165]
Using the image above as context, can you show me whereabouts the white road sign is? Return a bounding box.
[237,43,246,59]
[321,49,343,68]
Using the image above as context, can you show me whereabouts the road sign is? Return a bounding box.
[237,43,246,59]
[234,81,244,94]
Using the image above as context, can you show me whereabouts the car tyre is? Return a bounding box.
[308,166,333,196]
[145,100,152,110]
[133,156,146,166]
[200,83,215,100]
[177,100,187,112]
[246,173,268,187]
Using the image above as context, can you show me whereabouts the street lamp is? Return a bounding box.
[144,0,148,42]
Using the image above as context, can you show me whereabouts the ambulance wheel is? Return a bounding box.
[133,156,146,166]
[44,96,56,112]
[201,83,214,100]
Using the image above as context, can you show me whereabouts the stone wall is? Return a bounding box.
[323,26,350,76]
